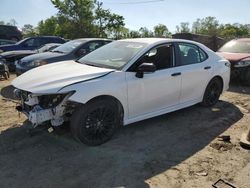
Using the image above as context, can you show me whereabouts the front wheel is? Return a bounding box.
[201,78,223,107]
[70,99,119,146]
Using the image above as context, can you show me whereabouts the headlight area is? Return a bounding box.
[15,90,75,127]
[25,60,48,68]
[234,60,250,68]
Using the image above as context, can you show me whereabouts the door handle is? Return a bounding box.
[204,66,211,70]
[171,72,181,77]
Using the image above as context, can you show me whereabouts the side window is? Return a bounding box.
[177,43,208,66]
[39,38,51,46]
[86,42,102,53]
[23,38,39,47]
[131,44,174,71]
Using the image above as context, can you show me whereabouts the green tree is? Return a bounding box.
[176,22,190,33]
[218,23,250,40]
[139,27,154,37]
[129,30,141,38]
[153,24,171,37]
[51,0,95,38]
[105,14,125,39]
[94,1,125,39]
[192,17,219,35]
[37,16,58,36]
[22,24,37,37]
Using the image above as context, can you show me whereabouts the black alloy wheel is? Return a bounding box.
[202,78,222,107]
[71,99,119,146]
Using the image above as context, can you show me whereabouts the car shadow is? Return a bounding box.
[0,100,243,188]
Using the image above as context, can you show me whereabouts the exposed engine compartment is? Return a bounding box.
[14,89,75,127]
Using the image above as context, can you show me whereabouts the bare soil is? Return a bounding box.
[0,75,249,188]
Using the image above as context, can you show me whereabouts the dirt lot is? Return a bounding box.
[0,75,249,188]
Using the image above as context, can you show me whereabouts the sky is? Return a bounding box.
[0,0,250,32]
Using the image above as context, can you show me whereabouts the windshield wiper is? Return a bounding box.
[52,50,64,54]
[84,63,101,67]
[75,60,98,67]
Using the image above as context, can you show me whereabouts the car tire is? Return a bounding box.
[70,98,120,146]
[201,77,222,107]
[3,72,8,80]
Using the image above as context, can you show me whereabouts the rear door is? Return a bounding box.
[174,42,212,104]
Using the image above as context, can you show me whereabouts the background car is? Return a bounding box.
[0,43,61,72]
[0,36,66,52]
[0,25,22,41]
[12,38,230,146]
[0,39,16,46]
[217,38,250,86]
[0,58,9,80]
[15,38,112,75]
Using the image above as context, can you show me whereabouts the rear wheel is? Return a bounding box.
[201,77,222,107]
[70,99,120,146]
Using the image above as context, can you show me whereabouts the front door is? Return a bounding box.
[126,44,182,119]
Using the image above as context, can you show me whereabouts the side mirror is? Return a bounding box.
[136,63,156,78]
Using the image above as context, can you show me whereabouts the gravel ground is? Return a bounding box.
[0,75,249,188]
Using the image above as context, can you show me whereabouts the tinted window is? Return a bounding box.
[52,40,85,53]
[177,43,207,65]
[53,37,65,44]
[86,41,102,53]
[218,40,250,53]
[131,44,173,71]
[23,38,40,47]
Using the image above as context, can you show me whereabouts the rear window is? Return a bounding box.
[177,43,208,66]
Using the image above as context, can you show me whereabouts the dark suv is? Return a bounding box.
[0,25,22,41]
[0,36,66,52]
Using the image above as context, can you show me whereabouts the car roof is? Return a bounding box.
[73,38,112,41]
[0,25,17,28]
[118,38,203,45]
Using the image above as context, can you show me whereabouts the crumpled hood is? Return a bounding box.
[20,51,64,63]
[12,60,114,94]
[217,52,250,63]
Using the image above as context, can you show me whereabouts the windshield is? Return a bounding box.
[78,41,147,69]
[37,44,59,53]
[218,40,250,53]
[52,40,85,53]
[16,38,28,45]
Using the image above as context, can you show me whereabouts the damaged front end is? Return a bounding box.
[14,89,76,127]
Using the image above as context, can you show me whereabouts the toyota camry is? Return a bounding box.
[12,38,230,145]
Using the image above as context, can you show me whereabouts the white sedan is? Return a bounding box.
[12,38,230,145]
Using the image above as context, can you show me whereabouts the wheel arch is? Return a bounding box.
[86,95,125,126]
